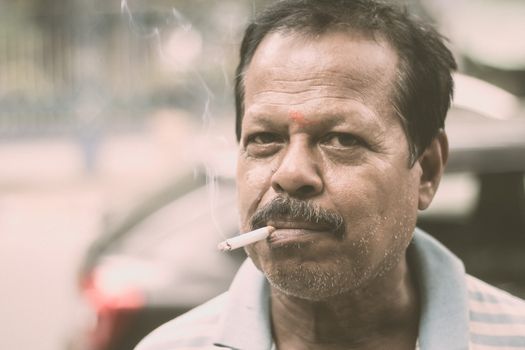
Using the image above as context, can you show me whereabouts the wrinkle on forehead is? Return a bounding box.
[267,69,371,89]
[249,79,369,109]
[249,66,378,91]
[246,81,386,129]
[246,68,374,111]
[250,92,367,108]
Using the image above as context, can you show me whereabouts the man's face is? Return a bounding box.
[236,31,424,300]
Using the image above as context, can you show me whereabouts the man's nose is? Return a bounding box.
[271,141,323,198]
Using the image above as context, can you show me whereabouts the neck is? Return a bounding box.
[270,257,419,350]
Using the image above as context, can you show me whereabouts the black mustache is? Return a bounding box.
[250,196,345,236]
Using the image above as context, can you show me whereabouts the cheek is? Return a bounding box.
[361,172,419,248]
[329,171,419,273]
[327,167,419,232]
[324,170,378,218]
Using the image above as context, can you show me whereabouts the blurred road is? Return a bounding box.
[0,139,189,350]
[0,185,101,350]
[0,115,235,350]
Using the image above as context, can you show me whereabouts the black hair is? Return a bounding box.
[234,0,457,164]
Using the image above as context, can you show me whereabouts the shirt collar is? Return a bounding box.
[409,228,470,350]
[214,229,470,350]
[214,259,273,350]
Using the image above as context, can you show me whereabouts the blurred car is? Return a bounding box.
[68,171,244,350]
[69,74,525,350]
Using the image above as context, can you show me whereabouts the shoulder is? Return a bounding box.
[134,293,228,350]
[467,275,525,311]
[466,275,525,348]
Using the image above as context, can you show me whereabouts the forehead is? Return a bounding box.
[243,30,399,119]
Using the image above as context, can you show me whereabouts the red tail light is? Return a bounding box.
[80,271,145,350]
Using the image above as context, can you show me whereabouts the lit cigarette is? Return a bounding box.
[217,226,276,251]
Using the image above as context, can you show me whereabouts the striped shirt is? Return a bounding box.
[467,277,525,349]
[135,229,525,350]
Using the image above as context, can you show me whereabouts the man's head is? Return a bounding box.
[235,0,456,164]
[235,0,456,300]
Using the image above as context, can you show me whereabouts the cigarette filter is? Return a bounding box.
[217,226,275,251]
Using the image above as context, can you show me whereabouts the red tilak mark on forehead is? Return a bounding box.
[289,110,311,126]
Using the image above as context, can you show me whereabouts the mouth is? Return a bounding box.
[266,220,337,247]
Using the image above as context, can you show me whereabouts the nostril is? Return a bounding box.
[272,179,317,198]
[296,185,316,197]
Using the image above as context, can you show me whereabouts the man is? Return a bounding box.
[136,1,525,349]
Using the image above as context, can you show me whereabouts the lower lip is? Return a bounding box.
[268,228,335,248]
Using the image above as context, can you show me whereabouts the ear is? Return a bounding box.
[417,130,449,210]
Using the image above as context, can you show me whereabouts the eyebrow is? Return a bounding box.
[244,105,384,132]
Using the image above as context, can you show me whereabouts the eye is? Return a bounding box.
[321,133,363,148]
[246,132,283,145]
[244,132,284,157]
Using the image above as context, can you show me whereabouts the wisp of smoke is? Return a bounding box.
[120,0,226,240]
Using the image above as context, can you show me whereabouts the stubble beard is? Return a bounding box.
[261,236,410,301]
[265,261,369,301]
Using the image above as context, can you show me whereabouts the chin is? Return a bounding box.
[259,244,410,300]
[263,262,370,301]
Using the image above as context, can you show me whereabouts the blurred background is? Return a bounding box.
[0,1,523,349]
